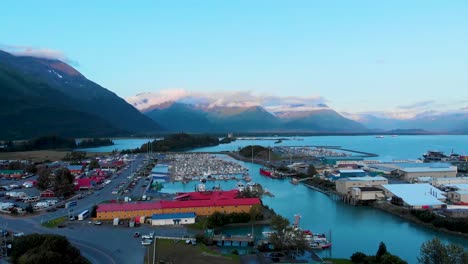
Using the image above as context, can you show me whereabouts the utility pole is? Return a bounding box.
[152,238,156,264]
[1,222,8,257]
[251,145,253,163]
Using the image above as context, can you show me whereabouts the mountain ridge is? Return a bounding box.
[0,50,161,140]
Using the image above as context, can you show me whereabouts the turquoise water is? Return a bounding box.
[160,156,468,263]
[84,135,468,262]
[81,135,468,162]
[75,138,155,152]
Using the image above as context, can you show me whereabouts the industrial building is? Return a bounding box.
[96,190,261,220]
[367,162,457,182]
[382,184,446,209]
[446,190,468,204]
[151,164,170,182]
[396,167,457,182]
[432,177,468,187]
[150,212,196,226]
[335,176,388,195]
[344,187,385,205]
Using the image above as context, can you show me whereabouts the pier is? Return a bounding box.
[303,183,341,200]
[212,234,255,247]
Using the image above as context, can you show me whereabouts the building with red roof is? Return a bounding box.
[74,178,98,190]
[96,190,261,220]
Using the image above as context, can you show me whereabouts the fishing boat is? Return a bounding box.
[260,168,273,177]
[236,182,245,192]
[303,230,332,249]
[290,178,299,185]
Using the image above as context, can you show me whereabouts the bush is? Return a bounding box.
[351,252,368,263]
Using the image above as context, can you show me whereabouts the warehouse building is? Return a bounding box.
[433,177,468,187]
[336,176,388,195]
[382,184,446,209]
[96,190,261,220]
[367,162,457,182]
[395,167,457,182]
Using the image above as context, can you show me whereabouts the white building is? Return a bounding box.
[382,184,446,209]
[151,212,196,226]
[433,177,468,187]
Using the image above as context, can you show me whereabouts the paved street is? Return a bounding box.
[0,154,177,263]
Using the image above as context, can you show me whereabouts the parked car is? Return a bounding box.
[133,232,140,238]
[46,207,57,212]
[141,239,152,246]
[93,221,102,225]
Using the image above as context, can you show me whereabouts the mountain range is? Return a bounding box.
[130,93,468,134]
[1,49,466,140]
[141,101,368,133]
[0,50,160,140]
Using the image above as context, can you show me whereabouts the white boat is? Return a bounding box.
[303,230,332,249]
[236,182,245,191]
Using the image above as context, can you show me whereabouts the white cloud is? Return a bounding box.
[126,89,328,113]
[1,44,69,62]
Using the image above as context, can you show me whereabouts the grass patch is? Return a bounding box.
[198,243,240,261]
[187,216,208,230]
[145,239,239,264]
[42,216,67,228]
[0,150,111,163]
[324,258,353,264]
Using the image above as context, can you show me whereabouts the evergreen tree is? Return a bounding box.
[418,238,465,264]
[376,241,388,261]
[37,167,52,190]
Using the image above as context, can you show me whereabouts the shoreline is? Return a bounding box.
[371,202,468,239]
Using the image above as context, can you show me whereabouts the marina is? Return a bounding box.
[163,153,248,182]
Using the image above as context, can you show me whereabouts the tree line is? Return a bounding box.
[0,135,114,152]
[10,234,90,264]
[121,133,220,154]
[410,210,468,234]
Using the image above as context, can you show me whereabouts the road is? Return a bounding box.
[0,154,155,263]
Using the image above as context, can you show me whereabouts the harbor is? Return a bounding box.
[162,153,249,182]
[83,135,468,263]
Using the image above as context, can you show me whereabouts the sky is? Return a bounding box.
[1,0,467,115]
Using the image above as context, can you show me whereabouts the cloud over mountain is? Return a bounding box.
[0,44,75,64]
[126,89,328,114]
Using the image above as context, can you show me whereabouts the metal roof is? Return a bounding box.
[369,162,453,172]
[382,184,446,206]
[446,184,468,190]
[338,169,365,173]
[151,212,196,220]
[400,167,457,173]
[97,197,261,213]
[337,176,388,182]
[66,165,83,171]
[152,164,169,174]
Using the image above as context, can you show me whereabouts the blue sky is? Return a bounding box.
[1,1,467,114]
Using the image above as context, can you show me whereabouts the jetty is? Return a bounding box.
[212,234,254,246]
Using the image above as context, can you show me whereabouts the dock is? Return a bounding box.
[212,234,255,246]
[303,183,341,200]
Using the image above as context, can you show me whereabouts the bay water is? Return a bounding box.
[85,135,468,262]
